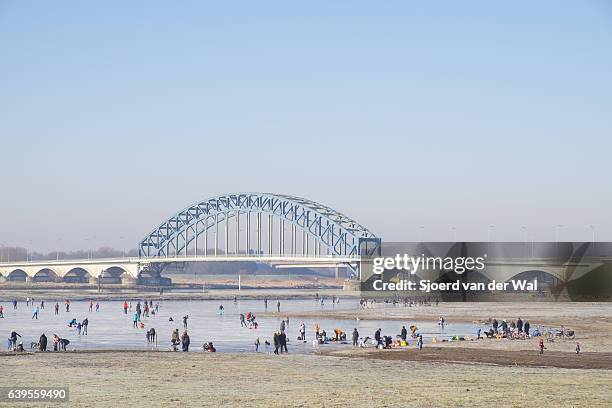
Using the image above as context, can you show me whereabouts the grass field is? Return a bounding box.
[1,351,611,408]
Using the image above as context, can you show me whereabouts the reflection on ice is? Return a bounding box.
[0,299,476,352]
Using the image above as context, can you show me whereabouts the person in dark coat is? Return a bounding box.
[400,326,408,341]
[181,331,190,352]
[352,328,359,347]
[38,333,47,352]
[500,320,508,333]
[374,328,382,347]
[273,331,280,354]
[517,317,523,333]
[280,331,288,353]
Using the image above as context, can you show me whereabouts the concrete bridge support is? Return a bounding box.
[121,275,138,287]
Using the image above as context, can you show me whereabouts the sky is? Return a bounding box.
[0,1,611,252]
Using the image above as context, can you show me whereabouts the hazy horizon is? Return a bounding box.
[1,1,611,252]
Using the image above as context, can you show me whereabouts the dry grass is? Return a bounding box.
[1,351,611,407]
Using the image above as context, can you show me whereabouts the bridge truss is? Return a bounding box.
[138,193,380,275]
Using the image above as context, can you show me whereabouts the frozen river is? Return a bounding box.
[0,298,477,352]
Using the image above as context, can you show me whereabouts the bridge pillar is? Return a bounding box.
[89,276,100,285]
[25,275,33,283]
[122,275,138,287]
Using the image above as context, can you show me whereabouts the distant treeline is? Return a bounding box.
[0,246,138,262]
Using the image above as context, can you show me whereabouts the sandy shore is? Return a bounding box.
[0,351,611,408]
[320,347,612,370]
[262,301,612,353]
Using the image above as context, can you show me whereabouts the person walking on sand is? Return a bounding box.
[32,306,40,319]
[0,305,3,318]
[82,318,89,335]
[183,315,189,329]
[538,338,546,354]
[277,301,281,313]
[254,337,260,352]
[181,331,190,352]
[418,334,423,350]
[171,329,180,351]
[299,322,306,341]
[576,342,581,354]
[54,303,59,315]
[280,331,288,353]
[133,312,140,328]
[352,328,359,347]
[9,331,21,350]
[273,331,280,355]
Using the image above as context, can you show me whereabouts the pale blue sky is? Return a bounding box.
[0,1,611,252]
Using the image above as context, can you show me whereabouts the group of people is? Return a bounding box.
[372,327,424,350]
[123,300,159,316]
[68,317,89,335]
[129,300,161,328]
[170,328,190,351]
[272,330,288,354]
[88,300,100,312]
[239,312,258,328]
[483,317,532,339]
[359,297,439,309]
[5,297,99,353]
[8,331,70,352]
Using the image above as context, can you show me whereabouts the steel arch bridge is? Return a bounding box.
[138,192,380,275]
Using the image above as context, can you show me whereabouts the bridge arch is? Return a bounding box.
[506,270,563,290]
[138,193,380,260]
[64,267,92,283]
[7,269,28,281]
[33,268,60,283]
[105,266,131,278]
